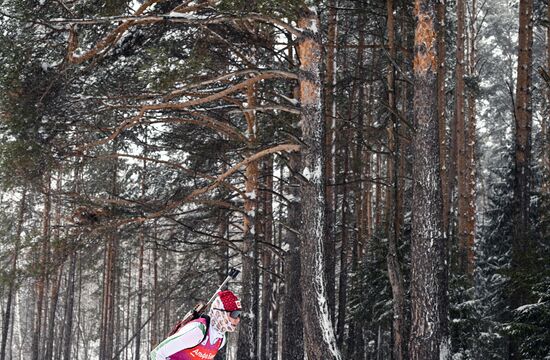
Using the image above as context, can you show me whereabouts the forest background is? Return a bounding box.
[0,0,549,359]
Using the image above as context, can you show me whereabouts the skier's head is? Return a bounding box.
[209,290,241,333]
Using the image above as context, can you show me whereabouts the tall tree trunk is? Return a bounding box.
[465,0,477,277]
[272,164,284,360]
[510,0,534,356]
[0,189,26,360]
[281,153,304,360]
[455,0,470,275]
[134,138,148,360]
[259,156,273,360]
[545,1,550,194]
[386,0,406,358]
[237,84,260,360]
[435,0,451,353]
[62,253,77,360]
[336,140,350,348]
[364,50,376,251]
[32,172,52,360]
[375,149,384,231]
[100,155,119,360]
[151,242,159,350]
[409,0,449,359]
[45,172,64,360]
[324,0,338,323]
[298,6,341,360]
[44,265,63,360]
[437,0,449,234]
[133,228,145,360]
[347,15,366,356]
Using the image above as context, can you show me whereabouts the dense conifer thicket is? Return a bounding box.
[0,0,548,359]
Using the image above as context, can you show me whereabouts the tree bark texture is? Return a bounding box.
[511,0,534,296]
[237,84,260,360]
[512,0,534,251]
[298,6,341,360]
[437,0,449,235]
[281,153,304,360]
[511,0,534,356]
[545,1,550,194]
[259,156,273,360]
[100,158,119,360]
[386,0,406,358]
[409,0,450,358]
[465,0,477,277]
[336,140,350,349]
[323,0,338,323]
[455,0,470,276]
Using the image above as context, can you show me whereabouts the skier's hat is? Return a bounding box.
[217,290,241,311]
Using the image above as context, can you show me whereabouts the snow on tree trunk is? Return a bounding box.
[323,0,338,323]
[465,0,478,278]
[297,5,341,360]
[409,0,450,358]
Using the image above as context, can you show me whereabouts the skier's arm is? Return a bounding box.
[150,322,206,360]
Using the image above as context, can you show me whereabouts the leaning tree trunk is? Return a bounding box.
[297,5,341,360]
[409,0,449,359]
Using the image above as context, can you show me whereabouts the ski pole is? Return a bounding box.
[176,268,241,319]
[204,267,240,308]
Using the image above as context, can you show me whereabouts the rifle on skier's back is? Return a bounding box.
[167,267,240,336]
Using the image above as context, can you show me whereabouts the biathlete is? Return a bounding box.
[151,290,241,360]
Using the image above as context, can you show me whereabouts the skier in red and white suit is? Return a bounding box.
[151,290,241,360]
